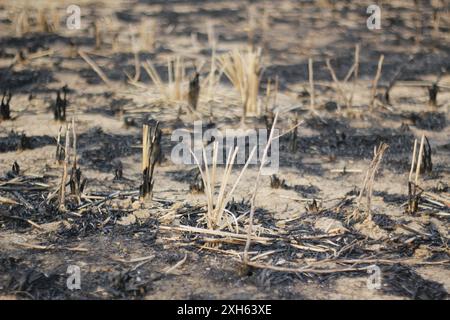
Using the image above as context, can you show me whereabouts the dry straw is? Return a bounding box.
[218,47,263,118]
[370,54,385,110]
[58,123,72,212]
[406,135,433,214]
[243,112,279,264]
[143,56,186,102]
[348,143,389,222]
[325,44,360,110]
[190,142,257,232]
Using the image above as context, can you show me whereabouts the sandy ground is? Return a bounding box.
[0,0,449,299]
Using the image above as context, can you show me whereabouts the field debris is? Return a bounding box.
[139,120,162,201]
[0,90,12,121]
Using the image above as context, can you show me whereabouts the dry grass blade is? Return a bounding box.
[0,196,18,205]
[13,242,88,252]
[143,59,167,98]
[406,135,430,214]
[348,44,360,107]
[159,225,271,243]
[409,139,418,183]
[243,111,278,263]
[415,135,426,185]
[113,255,155,264]
[245,261,369,274]
[78,50,113,88]
[325,59,348,110]
[58,123,71,212]
[164,254,187,274]
[370,54,384,110]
